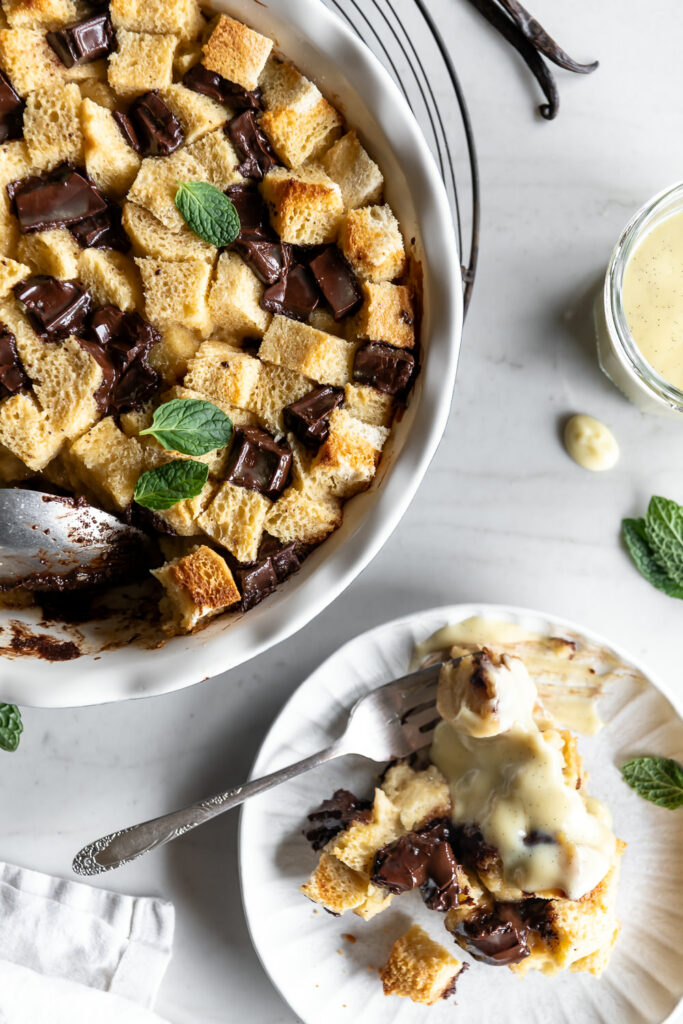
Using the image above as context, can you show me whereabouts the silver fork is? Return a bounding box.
[72,661,445,877]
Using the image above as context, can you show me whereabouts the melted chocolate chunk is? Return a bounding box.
[227,110,277,180]
[226,183,272,240]
[0,70,24,143]
[14,276,91,338]
[225,425,292,499]
[258,533,301,582]
[46,11,114,68]
[304,789,373,851]
[8,163,108,234]
[183,63,263,110]
[0,323,29,398]
[233,239,291,286]
[80,306,161,413]
[455,899,553,967]
[309,246,362,321]
[372,820,462,912]
[261,264,320,322]
[353,341,415,396]
[235,557,278,611]
[69,198,130,251]
[283,384,344,450]
[127,91,184,156]
[450,823,498,867]
[112,110,143,154]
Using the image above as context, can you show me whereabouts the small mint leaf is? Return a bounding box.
[644,495,683,586]
[133,459,209,511]
[622,518,683,599]
[0,704,22,752]
[140,398,233,456]
[621,756,683,810]
[174,181,240,246]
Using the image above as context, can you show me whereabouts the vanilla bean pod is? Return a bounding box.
[497,0,598,74]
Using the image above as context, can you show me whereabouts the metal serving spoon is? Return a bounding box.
[0,488,154,591]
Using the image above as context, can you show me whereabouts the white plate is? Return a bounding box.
[239,603,683,1024]
[0,0,462,707]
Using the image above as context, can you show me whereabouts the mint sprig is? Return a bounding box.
[134,459,209,511]
[140,399,233,456]
[621,756,683,810]
[175,181,240,246]
[0,704,22,752]
[622,495,683,599]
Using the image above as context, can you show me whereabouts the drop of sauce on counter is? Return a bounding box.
[564,414,619,472]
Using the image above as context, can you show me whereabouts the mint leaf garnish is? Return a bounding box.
[0,704,22,752]
[621,756,683,809]
[644,496,683,586]
[175,181,240,246]
[133,459,209,511]
[140,399,233,456]
[622,518,683,599]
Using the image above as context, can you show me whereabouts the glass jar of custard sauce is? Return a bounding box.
[595,181,683,417]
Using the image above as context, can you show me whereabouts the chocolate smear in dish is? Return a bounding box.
[0,70,24,143]
[7,163,108,234]
[309,246,362,320]
[14,276,92,339]
[372,819,463,911]
[353,341,415,396]
[0,323,29,398]
[283,385,344,450]
[304,789,373,850]
[225,426,292,500]
[46,11,114,68]
[227,110,277,180]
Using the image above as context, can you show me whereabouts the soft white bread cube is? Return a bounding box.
[16,228,81,279]
[63,416,146,511]
[0,391,62,470]
[122,202,215,263]
[0,297,45,377]
[81,98,141,197]
[1,0,81,29]
[261,164,343,246]
[339,204,407,283]
[110,0,203,41]
[22,83,83,170]
[259,57,343,168]
[0,138,33,186]
[0,203,16,257]
[307,407,388,500]
[147,323,201,384]
[186,130,241,190]
[0,28,65,95]
[264,486,341,546]
[152,544,240,637]
[0,255,29,297]
[202,14,272,92]
[301,852,369,915]
[260,315,355,388]
[78,249,142,312]
[173,40,202,78]
[30,335,103,441]
[78,79,118,110]
[184,340,261,409]
[136,257,212,334]
[380,925,463,1006]
[249,361,311,435]
[380,762,451,831]
[343,383,394,428]
[159,84,227,145]
[108,30,176,99]
[355,281,415,349]
[321,131,383,210]
[208,252,270,338]
[127,149,205,232]
[197,480,270,563]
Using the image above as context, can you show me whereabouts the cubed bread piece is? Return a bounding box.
[0,138,34,187]
[0,441,31,483]
[1,0,82,28]
[81,97,141,196]
[259,57,343,168]
[355,281,414,349]
[118,401,153,437]
[0,28,65,95]
[22,83,83,170]
[202,14,272,92]
[0,255,29,297]
[380,925,463,1006]
[327,788,402,875]
[78,79,118,109]
[208,251,269,338]
[147,322,201,384]
[63,416,146,510]
[107,30,176,98]
[339,204,406,283]
[321,131,383,210]
[380,762,451,831]
[16,228,80,278]
[136,257,212,334]
[127,149,205,232]
[260,315,355,388]
[249,361,311,434]
[110,0,203,41]
[186,130,241,190]
[0,391,62,469]
[343,383,393,428]
[184,340,261,409]
[79,249,142,312]
[0,297,46,376]
[264,485,341,546]
[145,474,217,537]
[307,408,387,500]
[159,84,227,145]
[30,335,102,440]
[261,164,343,245]
[197,479,270,563]
[301,852,369,915]
[152,544,240,636]
[173,40,202,78]
[122,202,215,263]
[354,884,395,921]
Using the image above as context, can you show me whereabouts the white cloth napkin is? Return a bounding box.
[0,861,174,1024]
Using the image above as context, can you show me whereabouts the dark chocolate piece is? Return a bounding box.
[226,183,272,240]
[309,246,362,320]
[8,163,108,234]
[261,264,320,322]
[258,533,301,582]
[80,306,161,413]
[233,238,291,286]
[46,12,114,68]
[225,425,292,499]
[304,789,373,851]
[14,276,91,338]
[0,323,29,398]
[68,199,130,251]
[235,558,278,611]
[454,899,553,966]
[227,110,277,180]
[127,91,184,156]
[112,110,143,154]
[371,820,462,912]
[283,384,343,450]
[0,70,24,144]
[353,341,415,396]
[183,63,263,110]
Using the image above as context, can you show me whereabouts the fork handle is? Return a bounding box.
[72,740,346,877]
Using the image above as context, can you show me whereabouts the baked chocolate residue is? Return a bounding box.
[372,819,463,911]
[304,789,373,850]
[5,625,81,661]
[455,899,554,966]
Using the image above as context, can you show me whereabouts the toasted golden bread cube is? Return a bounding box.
[122,202,215,263]
[301,852,369,915]
[1,0,82,28]
[64,416,146,510]
[108,30,177,99]
[327,788,402,876]
[381,925,463,1006]
[22,82,83,170]
[152,544,240,636]
[208,252,269,338]
[343,383,393,428]
[16,228,80,278]
[110,0,203,40]
[261,164,343,245]
[0,391,61,469]
[260,315,355,388]
[264,485,341,546]
[249,361,311,435]
[355,281,414,349]
[81,97,141,197]
[259,57,343,168]
[186,129,241,190]
[0,28,65,95]
[136,257,212,335]
[339,204,406,283]
[197,480,270,563]
[78,249,142,312]
[147,323,201,384]
[307,407,388,499]
[321,131,383,210]
[0,255,29,297]
[127,149,205,232]
[184,340,261,409]
[78,78,118,109]
[202,14,272,92]
[159,83,226,145]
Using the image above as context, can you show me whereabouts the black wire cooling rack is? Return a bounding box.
[323,0,480,314]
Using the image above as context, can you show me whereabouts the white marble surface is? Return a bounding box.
[2,2,683,1021]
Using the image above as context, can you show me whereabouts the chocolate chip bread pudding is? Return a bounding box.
[0,0,419,635]
[301,623,625,1007]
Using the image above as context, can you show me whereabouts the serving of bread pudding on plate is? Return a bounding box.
[0,0,419,635]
